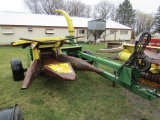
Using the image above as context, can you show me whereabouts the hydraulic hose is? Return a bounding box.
[130,31,151,71]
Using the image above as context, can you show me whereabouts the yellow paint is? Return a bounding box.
[47,63,72,73]
[12,40,32,46]
[33,37,66,42]
[123,44,134,53]
[39,43,60,48]
[118,49,131,61]
[32,42,39,59]
[31,42,38,49]
[55,9,74,36]
[150,67,159,74]
[119,44,160,73]
[157,65,160,70]
[32,48,39,59]
[123,43,160,51]
[12,37,66,46]
[151,64,156,68]
[151,64,160,71]
[148,63,160,74]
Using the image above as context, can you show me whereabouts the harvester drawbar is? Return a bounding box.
[10,9,160,100]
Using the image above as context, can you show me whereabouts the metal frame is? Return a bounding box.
[77,51,160,100]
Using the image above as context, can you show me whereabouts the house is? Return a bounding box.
[0,11,132,45]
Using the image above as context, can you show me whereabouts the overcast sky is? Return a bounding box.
[0,0,159,14]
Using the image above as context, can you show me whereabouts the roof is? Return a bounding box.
[0,11,132,30]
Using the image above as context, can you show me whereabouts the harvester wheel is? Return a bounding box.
[83,50,92,55]
[10,59,24,81]
[83,50,94,64]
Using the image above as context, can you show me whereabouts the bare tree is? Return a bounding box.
[145,14,154,31]
[63,0,91,17]
[25,0,91,17]
[25,0,43,14]
[25,0,65,14]
[93,0,115,19]
[110,5,118,21]
[83,5,92,18]
[134,11,154,35]
[40,0,65,15]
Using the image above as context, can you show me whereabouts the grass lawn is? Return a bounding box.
[0,43,160,120]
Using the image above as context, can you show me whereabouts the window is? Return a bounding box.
[28,27,33,32]
[110,30,115,34]
[45,29,54,34]
[2,28,14,34]
[120,30,128,34]
[79,29,85,34]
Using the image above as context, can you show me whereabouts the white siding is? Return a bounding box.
[0,26,70,45]
[103,29,132,41]
[85,29,132,42]
[0,26,132,45]
[0,12,132,45]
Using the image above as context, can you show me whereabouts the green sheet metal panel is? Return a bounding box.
[118,66,132,86]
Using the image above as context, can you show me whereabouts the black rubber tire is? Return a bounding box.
[10,59,24,81]
[83,50,93,55]
[82,50,94,64]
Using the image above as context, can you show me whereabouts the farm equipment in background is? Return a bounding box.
[98,34,160,87]
[118,43,160,85]
[10,9,160,100]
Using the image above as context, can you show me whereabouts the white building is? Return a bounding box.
[0,11,132,45]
